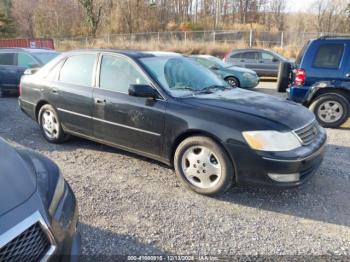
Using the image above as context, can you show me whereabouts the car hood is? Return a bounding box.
[0,139,36,216]
[184,89,314,130]
[224,66,256,74]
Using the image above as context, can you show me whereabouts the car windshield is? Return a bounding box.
[139,56,230,97]
[33,52,59,64]
[204,56,228,68]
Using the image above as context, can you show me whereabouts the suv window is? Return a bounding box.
[59,55,96,86]
[312,44,344,69]
[241,52,258,60]
[100,55,148,93]
[18,53,37,68]
[0,53,15,66]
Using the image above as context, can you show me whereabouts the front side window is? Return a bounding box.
[313,44,344,69]
[59,54,96,86]
[140,56,229,97]
[99,55,148,93]
[18,53,38,68]
[0,53,15,66]
[241,52,257,60]
[261,52,274,61]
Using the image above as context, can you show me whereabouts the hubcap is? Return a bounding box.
[42,110,59,139]
[318,101,343,123]
[228,79,237,87]
[181,146,222,189]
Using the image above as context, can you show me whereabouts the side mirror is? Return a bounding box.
[28,64,41,69]
[272,58,279,63]
[128,84,158,99]
[209,65,219,70]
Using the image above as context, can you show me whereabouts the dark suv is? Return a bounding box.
[287,36,350,128]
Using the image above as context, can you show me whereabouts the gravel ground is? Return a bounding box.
[0,83,349,258]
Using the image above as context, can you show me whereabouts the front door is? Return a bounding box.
[93,54,166,157]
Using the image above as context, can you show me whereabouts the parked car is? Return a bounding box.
[19,50,326,196]
[0,138,80,261]
[191,55,259,88]
[0,48,59,97]
[285,36,350,128]
[223,48,289,77]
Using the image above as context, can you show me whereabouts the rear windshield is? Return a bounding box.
[33,52,59,64]
[312,44,344,69]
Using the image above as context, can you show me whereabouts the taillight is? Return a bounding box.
[223,52,230,62]
[294,69,306,86]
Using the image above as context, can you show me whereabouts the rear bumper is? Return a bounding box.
[288,85,310,103]
[225,129,327,188]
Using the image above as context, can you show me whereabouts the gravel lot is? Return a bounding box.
[0,82,349,258]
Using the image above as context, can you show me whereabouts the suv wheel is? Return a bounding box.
[310,93,349,128]
[38,104,69,143]
[174,136,234,196]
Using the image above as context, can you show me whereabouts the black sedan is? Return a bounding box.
[19,50,327,196]
[0,138,80,261]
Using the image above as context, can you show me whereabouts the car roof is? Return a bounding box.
[66,49,182,59]
[0,48,56,53]
[190,55,215,59]
[230,48,274,53]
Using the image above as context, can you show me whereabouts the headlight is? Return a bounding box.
[243,72,256,80]
[242,130,301,151]
[48,171,66,215]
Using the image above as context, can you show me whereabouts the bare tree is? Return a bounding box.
[78,0,103,37]
[11,0,38,37]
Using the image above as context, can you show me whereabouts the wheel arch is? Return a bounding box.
[306,86,350,106]
[169,129,238,182]
[35,100,50,122]
[224,75,240,86]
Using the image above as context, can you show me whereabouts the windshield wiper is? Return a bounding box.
[197,85,230,94]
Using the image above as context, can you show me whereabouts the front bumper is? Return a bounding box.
[225,129,327,187]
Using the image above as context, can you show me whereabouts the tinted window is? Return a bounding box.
[313,44,344,69]
[0,53,15,66]
[33,52,59,64]
[261,52,274,61]
[241,52,258,60]
[230,53,241,59]
[18,53,37,68]
[100,55,147,93]
[59,55,96,86]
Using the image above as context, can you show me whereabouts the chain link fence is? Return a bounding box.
[54,30,332,50]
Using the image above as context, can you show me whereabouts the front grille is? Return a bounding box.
[294,121,319,145]
[0,223,51,262]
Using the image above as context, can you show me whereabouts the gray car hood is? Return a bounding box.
[0,139,36,216]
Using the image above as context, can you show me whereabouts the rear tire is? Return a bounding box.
[225,77,240,88]
[310,93,349,128]
[277,62,291,93]
[38,104,69,143]
[174,136,234,196]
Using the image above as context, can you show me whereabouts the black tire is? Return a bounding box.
[225,76,240,88]
[310,93,349,128]
[174,136,234,196]
[276,62,291,93]
[38,104,69,143]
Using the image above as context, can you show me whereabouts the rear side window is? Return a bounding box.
[230,53,241,59]
[18,53,37,68]
[59,55,96,86]
[241,52,258,60]
[312,44,344,69]
[0,53,15,66]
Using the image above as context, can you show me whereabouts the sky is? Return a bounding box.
[286,0,313,13]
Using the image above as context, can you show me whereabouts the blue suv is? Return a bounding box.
[286,36,350,128]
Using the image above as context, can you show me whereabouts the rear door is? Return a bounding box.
[50,53,97,136]
[0,52,24,92]
[92,53,166,157]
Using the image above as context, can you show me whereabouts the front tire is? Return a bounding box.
[225,77,240,88]
[174,136,234,196]
[38,104,69,143]
[310,93,349,128]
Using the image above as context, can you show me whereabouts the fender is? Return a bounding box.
[303,80,350,105]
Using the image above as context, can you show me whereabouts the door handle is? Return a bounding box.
[94,98,107,104]
[240,60,245,62]
[52,89,58,94]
